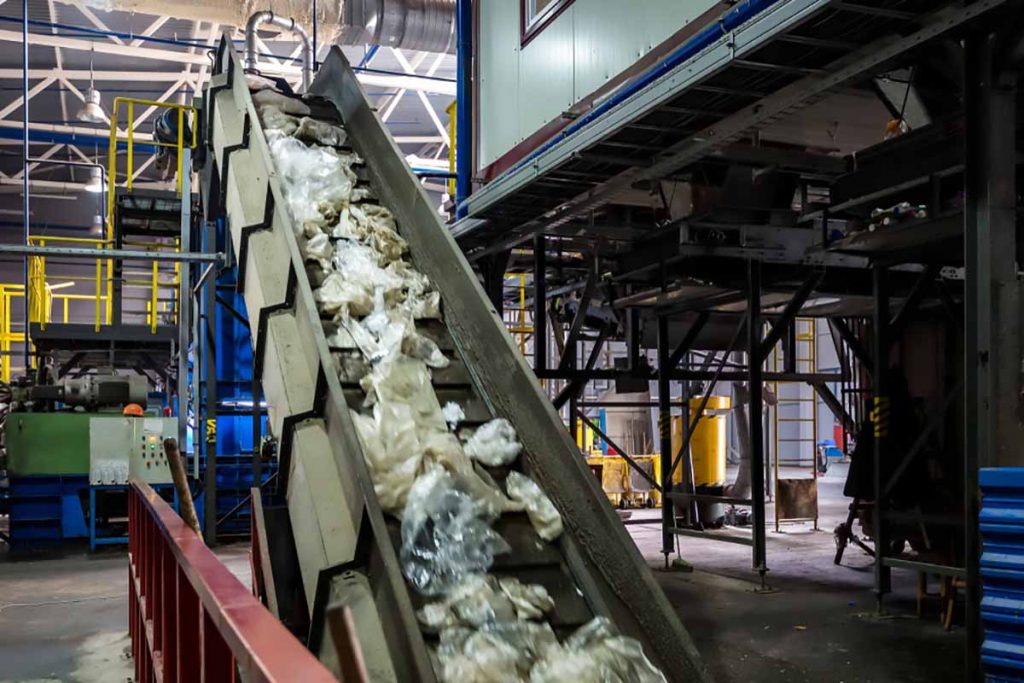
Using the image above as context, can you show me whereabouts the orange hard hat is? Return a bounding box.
[123,403,145,417]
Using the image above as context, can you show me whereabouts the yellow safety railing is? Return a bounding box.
[27,236,111,332]
[446,100,457,197]
[0,283,110,382]
[103,98,195,332]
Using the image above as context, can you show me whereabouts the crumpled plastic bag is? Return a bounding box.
[529,617,666,683]
[350,408,421,514]
[314,271,373,317]
[416,574,516,630]
[400,466,511,596]
[438,622,559,683]
[506,471,563,541]
[443,401,465,430]
[497,577,554,621]
[253,88,310,115]
[268,135,356,233]
[295,116,347,147]
[258,104,299,136]
[301,231,334,270]
[464,418,522,467]
[422,431,521,520]
[363,355,447,434]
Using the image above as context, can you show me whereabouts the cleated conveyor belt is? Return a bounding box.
[201,36,708,683]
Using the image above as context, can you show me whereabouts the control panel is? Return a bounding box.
[89,416,176,486]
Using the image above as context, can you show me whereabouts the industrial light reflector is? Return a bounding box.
[85,167,103,193]
[76,88,106,124]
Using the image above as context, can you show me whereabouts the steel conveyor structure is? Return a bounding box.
[201,37,707,683]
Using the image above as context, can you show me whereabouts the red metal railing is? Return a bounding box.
[128,479,339,682]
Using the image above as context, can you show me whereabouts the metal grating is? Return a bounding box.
[980,468,1024,681]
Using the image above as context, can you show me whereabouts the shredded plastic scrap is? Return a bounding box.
[400,466,511,596]
[529,617,667,683]
[497,577,554,621]
[505,471,563,541]
[416,574,516,629]
[438,622,560,683]
[464,418,522,466]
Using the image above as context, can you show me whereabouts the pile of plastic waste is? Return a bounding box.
[255,83,664,683]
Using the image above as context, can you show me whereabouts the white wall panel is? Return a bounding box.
[517,6,576,145]
[477,0,521,169]
[477,0,720,170]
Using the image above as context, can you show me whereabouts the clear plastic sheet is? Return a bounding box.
[268,135,356,233]
[437,622,559,683]
[529,617,667,683]
[505,471,563,541]
[314,271,373,317]
[421,432,520,520]
[400,466,511,596]
[252,88,311,115]
[464,418,522,466]
[295,116,347,147]
[497,577,554,621]
[416,575,516,630]
[350,408,422,514]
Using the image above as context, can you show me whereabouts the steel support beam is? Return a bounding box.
[964,30,1022,680]
[202,221,218,545]
[667,311,710,371]
[747,260,767,582]
[828,317,873,374]
[657,315,674,564]
[533,235,547,373]
[0,244,223,262]
[888,263,940,341]
[872,264,891,605]
[759,269,824,362]
[558,261,598,371]
[553,328,609,410]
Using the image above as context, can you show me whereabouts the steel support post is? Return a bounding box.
[872,264,891,606]
[533,234,547,373]
[657,314,674,565]
[964,30,1021,680]
[177,152,192,453]
[747,260,767,582]
[252,367,262,487]
[202,221,218,546]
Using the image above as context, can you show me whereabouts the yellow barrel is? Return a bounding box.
[672,396,730,487]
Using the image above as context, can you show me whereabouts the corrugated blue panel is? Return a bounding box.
[981,468,1024,682]
[7,475,88,549]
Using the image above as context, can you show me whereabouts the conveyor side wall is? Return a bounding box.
[204,39,434,683]
[312,47,708,682]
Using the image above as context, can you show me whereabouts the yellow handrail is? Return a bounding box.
[104,97,195,333]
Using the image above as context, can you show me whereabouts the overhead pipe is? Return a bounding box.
[244,11,314,92]
[2,24,456,94]
[63,0,457,54]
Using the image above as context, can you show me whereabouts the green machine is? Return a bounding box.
[3,372,155,547]
[6,412,96,476]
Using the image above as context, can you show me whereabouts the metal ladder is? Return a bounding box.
[771,317,819,531]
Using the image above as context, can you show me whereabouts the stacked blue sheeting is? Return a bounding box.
[7,475,88,548]
[980,468,1024,681]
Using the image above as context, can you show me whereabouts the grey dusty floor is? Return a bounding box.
[0,463,963,682]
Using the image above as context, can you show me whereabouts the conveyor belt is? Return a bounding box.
[202,37,707,683]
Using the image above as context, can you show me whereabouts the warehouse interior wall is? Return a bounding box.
[475,0,721,169]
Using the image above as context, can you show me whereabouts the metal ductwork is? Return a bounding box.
[244,11,314,91]
[340,0,457,54]
[73,0,457,54]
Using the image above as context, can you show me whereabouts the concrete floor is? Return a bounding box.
[0,463,964,682]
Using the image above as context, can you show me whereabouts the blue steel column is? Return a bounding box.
[454,0,472,218]
[21,0,29,372]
